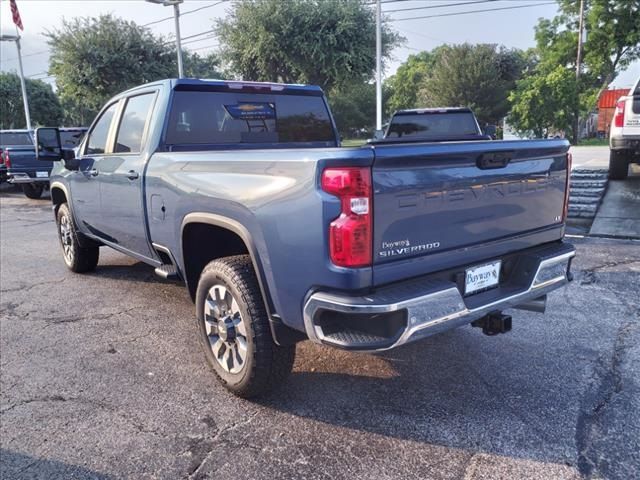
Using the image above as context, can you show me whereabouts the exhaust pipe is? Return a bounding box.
[513,295,547,313]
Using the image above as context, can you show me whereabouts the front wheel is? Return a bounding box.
[22,183,44,199]
[609,151,630,180]
[195,255,295,398]
[56,203,100,273]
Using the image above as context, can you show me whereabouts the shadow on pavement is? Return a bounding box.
[0,449,112,480]
[257,323,594,467]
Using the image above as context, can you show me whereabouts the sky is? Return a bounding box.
[1,0,638,90]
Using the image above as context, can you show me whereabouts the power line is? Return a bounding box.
[390,1,557,22]
[142,0,226,27]
[1,49,50,64]
[2,1,225,64]
[385,0,496,14]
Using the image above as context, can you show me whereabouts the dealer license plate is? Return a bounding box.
[36,171,48,178]
[465,260,501,295]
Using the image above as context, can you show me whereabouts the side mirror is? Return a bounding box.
[35,127,62,161]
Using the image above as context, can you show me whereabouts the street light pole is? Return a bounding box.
[375,0,382,134]
[173,2,184,78]
[0,34,31,130]
[146,0,184,78]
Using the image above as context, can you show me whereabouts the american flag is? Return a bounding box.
[10,0,24,31]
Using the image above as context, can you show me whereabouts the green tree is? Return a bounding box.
[508,65,578,138]
[510,0,640,141]
[385,50,439,114]
[46,14,176,125]
[183,51,226,80]
[216,0,403,91]
[0,72,63,129]
[416,44,528,125]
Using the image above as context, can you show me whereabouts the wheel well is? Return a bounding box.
[51,187,67,209]
[182,222,250,300]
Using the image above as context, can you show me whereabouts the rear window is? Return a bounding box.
[165,91,335,146]
[60,130,86,148]
[386,112,479,139]
[0,132,32,146]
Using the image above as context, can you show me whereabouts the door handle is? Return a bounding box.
[88,169,99,177]
[127,170,139,180]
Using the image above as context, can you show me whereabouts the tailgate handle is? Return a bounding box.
[477,151,513,169]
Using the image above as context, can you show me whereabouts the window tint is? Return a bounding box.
[0,132,32,146]
[60,130,86,148]
[87,103,118,154]
[165,91,335,145]
[387,112,479,139]
[115,93,155,153]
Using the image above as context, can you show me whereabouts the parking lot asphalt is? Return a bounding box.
[1,186,639,480]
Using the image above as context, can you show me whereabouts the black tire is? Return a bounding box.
[609,151,629,180]
[55,203,100,273]
[22,183,44,199]
[195,255,295,398]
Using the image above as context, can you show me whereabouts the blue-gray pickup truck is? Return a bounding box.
[35,79,575,397]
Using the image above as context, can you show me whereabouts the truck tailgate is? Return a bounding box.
[371,139,570,284]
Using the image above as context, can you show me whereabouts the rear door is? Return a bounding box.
[371,139,570,283]
[97,91,157,260]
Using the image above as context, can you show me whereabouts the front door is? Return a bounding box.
[69,102,119,238]
[97,92,157,261]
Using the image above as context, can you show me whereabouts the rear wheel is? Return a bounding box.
[22,183,44,199]
[195,255,295,398]
[609,151,630,180]
[56,203,100,273]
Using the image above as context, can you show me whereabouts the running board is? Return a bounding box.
[154,264,179,280]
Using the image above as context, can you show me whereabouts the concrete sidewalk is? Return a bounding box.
[590,165,640,239]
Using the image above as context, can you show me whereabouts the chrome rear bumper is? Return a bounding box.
[8,173,49,184]
[303,243,575,351]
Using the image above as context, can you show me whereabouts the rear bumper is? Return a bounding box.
[8,173,49,184]
[303,242,575,351]
[610,135,640,153]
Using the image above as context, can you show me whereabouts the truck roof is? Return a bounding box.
[117,78,324,98]
[394,107,473,115]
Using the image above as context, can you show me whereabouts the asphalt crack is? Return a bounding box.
[575,320,636,477]
[187,410,260,479]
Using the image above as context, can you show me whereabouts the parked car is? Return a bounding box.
[36,79,575,397]
[4,127,87,198]
[383,107,491,142]
[609,77,640,179]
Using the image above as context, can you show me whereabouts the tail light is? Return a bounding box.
[563,152,572,221]
[321,167,372,267]
[3,150,11,169]
[613,100,626,128]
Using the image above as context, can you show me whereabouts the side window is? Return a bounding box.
[114,93,155,153]
[86,103,118,155]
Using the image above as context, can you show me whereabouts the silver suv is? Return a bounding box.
[609,77,640,179]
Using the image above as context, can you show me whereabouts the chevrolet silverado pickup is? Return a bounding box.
[35,79,575,397]
[2,128,86,198]
[609,76,640,179]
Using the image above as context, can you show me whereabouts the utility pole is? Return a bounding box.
[573,0,585,144]
[146,0,184,78]
[576,0,585,80]
[375,0,382,136]
[0,34,31,130]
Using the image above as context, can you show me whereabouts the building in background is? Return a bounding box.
[597,87,630,138]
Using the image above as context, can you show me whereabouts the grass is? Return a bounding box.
[341,138,367,147]
[577,138,609,146]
